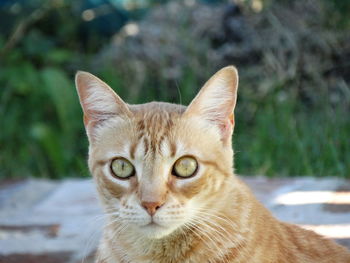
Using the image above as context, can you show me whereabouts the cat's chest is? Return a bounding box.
[107,239,241,263]
[106,234,215,263]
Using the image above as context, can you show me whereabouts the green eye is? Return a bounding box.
[173,156,198,178]
[111,158,135,179]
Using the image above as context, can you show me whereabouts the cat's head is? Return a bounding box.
[76,66,238,239]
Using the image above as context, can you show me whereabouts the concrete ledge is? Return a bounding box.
[0,176,349,262]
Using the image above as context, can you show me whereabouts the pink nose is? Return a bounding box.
[141,201,164,216]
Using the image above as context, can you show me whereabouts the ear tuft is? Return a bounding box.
[184,66,239,142]
[75,71,131,127]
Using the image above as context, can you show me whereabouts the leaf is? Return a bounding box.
[40,67,79,135]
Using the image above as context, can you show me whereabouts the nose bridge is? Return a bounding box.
[139,159,168,204]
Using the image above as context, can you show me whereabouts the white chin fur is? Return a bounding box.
[137,223,179,239]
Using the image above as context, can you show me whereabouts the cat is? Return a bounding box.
[75,66,350,263]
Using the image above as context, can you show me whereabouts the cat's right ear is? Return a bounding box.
[184,66,239,144]
[75,71,131,129]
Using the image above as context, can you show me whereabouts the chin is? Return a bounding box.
[137,223,179,239]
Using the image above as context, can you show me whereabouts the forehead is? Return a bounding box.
[90,101,221,164]
[130,102,185,156]
[92,102,186,157]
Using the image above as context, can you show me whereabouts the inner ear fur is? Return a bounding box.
[75,71,132,127]
[184,66,239,142]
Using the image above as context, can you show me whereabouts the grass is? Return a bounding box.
[234,101,349,177]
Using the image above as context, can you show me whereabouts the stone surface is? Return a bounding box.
[0,176,349,262]
[0,179,101,263]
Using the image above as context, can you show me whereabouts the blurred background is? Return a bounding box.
[0,0,349,179]
[1,2,350,262]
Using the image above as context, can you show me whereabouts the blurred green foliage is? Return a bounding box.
[0,0,349,178]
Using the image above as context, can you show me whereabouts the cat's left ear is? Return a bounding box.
[184,66,238,143]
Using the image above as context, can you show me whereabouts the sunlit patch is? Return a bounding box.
[274,191,350,205]
[82,9,95,21]
[123,23,139,36]
[251,0,263,12]
[300,224,350,239]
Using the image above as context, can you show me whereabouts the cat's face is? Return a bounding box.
[76,66,238,239]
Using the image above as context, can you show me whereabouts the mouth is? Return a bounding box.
[138,221,173,239]
[142,216,165,227]
[144,221,163,228]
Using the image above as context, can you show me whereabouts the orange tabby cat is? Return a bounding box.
[75,66,350,263]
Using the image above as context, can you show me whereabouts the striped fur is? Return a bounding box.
[75,67,350,263]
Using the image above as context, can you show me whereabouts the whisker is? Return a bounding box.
[184,220,228,263]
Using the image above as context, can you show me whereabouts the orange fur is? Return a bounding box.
[75,66,350,263]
